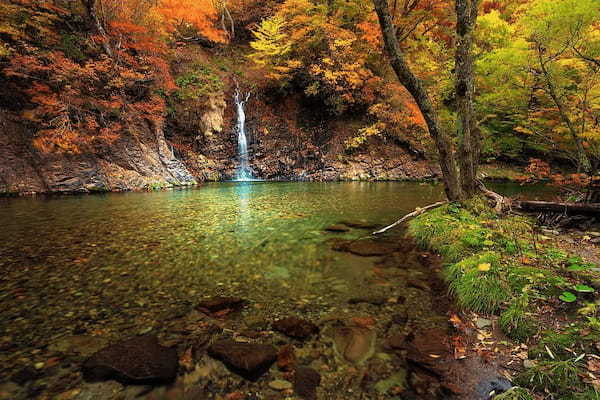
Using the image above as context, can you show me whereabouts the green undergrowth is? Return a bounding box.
[408,197,600,397]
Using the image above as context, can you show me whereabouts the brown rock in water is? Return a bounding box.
[207,339,277,381]
[277,344,297,372]
[82,336,178,384]
[197,297,245,314]
[333,326,375,364]
[273,317,319,340]
[324,225,350,233]
[336,240,396,257]
[405,328,449,376]
[294,366,321,400]
[348,296,387,306]
[386,333,407,350]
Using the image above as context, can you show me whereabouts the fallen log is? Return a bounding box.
[517,200,600,215]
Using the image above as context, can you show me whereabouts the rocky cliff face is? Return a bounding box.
[0,87,439,195]
[0,110,195,194]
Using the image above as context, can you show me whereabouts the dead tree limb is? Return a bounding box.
[517,201,600,215]
[373,201,448,235]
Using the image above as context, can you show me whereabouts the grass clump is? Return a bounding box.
[409,201,496,263]
[499,294,537,340]
[446,251,509,313]
[515,357,584,394]
[493,387,534,400]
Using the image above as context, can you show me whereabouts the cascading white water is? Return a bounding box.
[234,88,255,181]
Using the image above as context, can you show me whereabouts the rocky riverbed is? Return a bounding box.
[0,223,511,400]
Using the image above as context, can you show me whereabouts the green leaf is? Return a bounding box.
[559,291,577,303]
[574,285,594,293]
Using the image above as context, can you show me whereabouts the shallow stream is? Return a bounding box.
[0,182,555,399]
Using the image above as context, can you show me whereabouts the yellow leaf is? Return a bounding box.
[478,263,491,272]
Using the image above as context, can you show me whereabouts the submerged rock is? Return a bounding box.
[333,326,376,365]
[82,335,178,384]
[269,379,293,391]
[273,317,319,340]
[207,339,277,381]
[324,225,350,233]
[49,335,109,357]
[294,366,321,400]
[197,296,245,314]
[277,344,297,371]
[348,295,387,306]
[333,239,396,257]
[386,333,407,350]
[405,329,448,376]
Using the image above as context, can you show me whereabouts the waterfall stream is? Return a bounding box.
[234,88,256,181]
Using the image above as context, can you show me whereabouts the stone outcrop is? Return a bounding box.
[0,110,196,194]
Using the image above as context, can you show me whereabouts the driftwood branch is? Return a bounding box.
[373,201,448,235]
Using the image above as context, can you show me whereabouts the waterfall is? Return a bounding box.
[234,88,256,181]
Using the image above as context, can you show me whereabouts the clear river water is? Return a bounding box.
[0,182,556,399]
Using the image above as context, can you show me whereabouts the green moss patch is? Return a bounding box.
[408,198,600,397]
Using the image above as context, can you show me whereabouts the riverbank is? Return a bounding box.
[408,199,600,399]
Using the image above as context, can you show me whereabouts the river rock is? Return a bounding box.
[273,317,319,340]
[386,333,407,350]
[207,339,277,380]
[475,376,512,399]
[197,296,245,314]
[82,335,178,384]
[405,329,448,376]
[333,239,396,257]
[269,379,293,391]
[333,326,376,364]
[324,225,350,233]
[11,366,42,385]
[294,366,321,400]
[348,295,387,306]
[48,335,109,357]
[277,344,297,371]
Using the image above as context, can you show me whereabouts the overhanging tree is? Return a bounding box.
[373,0,480,201]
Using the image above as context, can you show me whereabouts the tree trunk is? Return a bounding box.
[373,0,463,201]
[81,0,113,57]
[536,45,592,173]
[455,0,480,197]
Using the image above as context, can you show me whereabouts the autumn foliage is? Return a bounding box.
[0,0,233,154]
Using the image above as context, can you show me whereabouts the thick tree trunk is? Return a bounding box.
[455,0,480,197]
[81,0,113,57]
[373,0,463,201]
